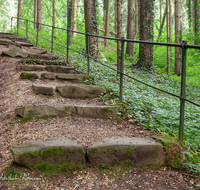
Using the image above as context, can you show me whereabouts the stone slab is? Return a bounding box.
[17,65,46,71]
[29,54,54,60]
[57,73,91,81]
[2,51,28,58]
[41,73,56,80]
[87,137,165,167]
[57,85,106,98]
[15,105,73,118]
[10,137,85,168]
[15,41,33,47]
[32,83,53,95]
[75,105,119,119]
[20,72,39,80]
[18,59,67,66]
[46,65,75,73]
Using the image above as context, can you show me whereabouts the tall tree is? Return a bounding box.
[166,0,170,74]
[34,0,37,29]
[174,0,181,75]
[126,0,134,56]
[115,0,118,37]
[135,0,139,38]
[17,0,22,27]
[136,0,154,71]
[72,0,77,36]
[157,7,166,42]
[37,0,42,30]
[68,0,73,43]
[84,0,98,57]
[187,0,192,30]
[104,0,110,46]
[194,0,199,44]
[53,0,55,27]
[117,0,122,71]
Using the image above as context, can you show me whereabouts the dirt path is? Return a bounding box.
[0,55,199,189]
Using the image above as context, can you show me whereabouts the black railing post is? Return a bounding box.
[119,37,125,102]
[86,33,90,75]
[26,20,28,40]
[51,26,54,53]
[11,17,13,33]
[17,17,19,35]
[67,29,69,63]
[179,40,187,142]
[36,22,39,46]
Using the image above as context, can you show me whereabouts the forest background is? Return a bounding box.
[0,0,200,174]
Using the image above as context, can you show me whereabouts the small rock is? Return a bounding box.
[32,83,54,95]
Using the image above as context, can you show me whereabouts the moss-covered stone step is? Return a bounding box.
[15,105,73,118]
[15,41,33,47]
[2,51,29,58]
[10,137,85,169]
[15,104,119,119]
[17,64,46,71]
[32,83,54,95]
[41,73,56,80]
[87,137,165,167]
[0,38,13,45]
[28,53,54,60]
[18,59,68,66]
[9,36,26,42]
[57,85,106,98]
[56,73,92,82]
[46,65,75,73]
[20,72,39,80]
[75,105,119,119]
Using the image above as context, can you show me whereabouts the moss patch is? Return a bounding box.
[39,147,64,157]
[21,73,39,79]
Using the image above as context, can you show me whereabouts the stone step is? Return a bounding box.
[32,83,54,95]
[20,72,39,80]
[15,41,33,47]
[57,85,106,98]
[9,36,26,42]
[15,104,119,119]
[10,137,85,169]
[57,73,92,82]
[10,137,165,169]
[0,38,14,45]
[18,59,67,66]
[41,73,56,80]
[2,51,29,58]
[46,65,75,73]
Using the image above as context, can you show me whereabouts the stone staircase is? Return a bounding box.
[0,33,166,171]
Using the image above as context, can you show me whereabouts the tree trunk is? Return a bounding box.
[126,0,134,56]
[37,0,42,30]
[34,0,37,29]
[194,0,199,44]
[104,0,107,31]
[135,0,139,38]
[84,0,98,57]
[115,0,118,37]
[188,0,192,30]
[166,0,170,74]
[136,0,154,71]
[160,0,162,27]
[157,7,166,42]
[174,0,181,75]
[117,0,122,71]
[17,0,22,27]
[169,0,172,43]
[53,0,55,27]
[68,0,73,43]
[104,0,110,46]
[72,0,77,36]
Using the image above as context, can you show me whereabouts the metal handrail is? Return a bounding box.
[11,17,200,142]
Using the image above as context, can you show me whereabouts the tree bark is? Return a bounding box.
[126,0,134,56]
[68,0,73,43]
[160,0,162,27]
[104,0,110,46]
[17,0,22,27]
[157,7,166,42]
[117,0,122,71]
[174,0,181,75]
[136,0,154,71]
[194,0,199,44]
[167,0,170,74]
[188,0,192,30]
[72,0,77,36]
[34,0,37,29]
[104,0,107,31]
[115,0,118,37]
[84,0,98,57]
[53,0,55,27]
[135,0,139,37]
[37,0,42,30]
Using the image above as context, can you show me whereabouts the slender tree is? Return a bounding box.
[17,0,22,27]
[194,0,199,44]
[68,0,73,43]
[37,0,42,30]
[53,0,55,27]
[105,0,110,46]
[115,0,118,37]
[157,7,166,42]
[136,0,154,71]
[34,0,37,29]
[187,0,192,30]
[117,0,122,71]
[72,0,77,36]
[167,0,170,74]
[174,0,181,75]
[84,0,98,57]
[135,0,139,38]
[126,0,134,56]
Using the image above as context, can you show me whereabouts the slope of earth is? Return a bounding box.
[0,55,199,188]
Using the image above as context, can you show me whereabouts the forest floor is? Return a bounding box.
[0,53,199,189]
